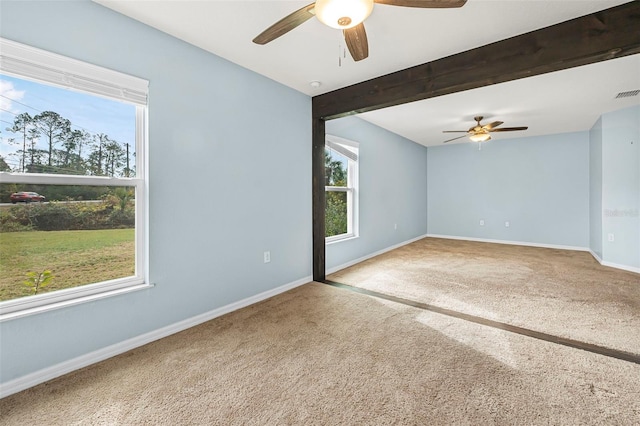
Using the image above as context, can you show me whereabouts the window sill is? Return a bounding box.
[326,234,359,245]
[0,283,154,322]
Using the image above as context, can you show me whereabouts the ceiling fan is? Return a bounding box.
[253,0,467,62]
[442,116,529,143]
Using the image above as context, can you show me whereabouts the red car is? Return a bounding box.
[10,192,46,203]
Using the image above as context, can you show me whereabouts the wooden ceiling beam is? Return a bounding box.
[312,2,640,120]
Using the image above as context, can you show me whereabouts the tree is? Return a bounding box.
[33,111,71,167]
[104,140,124,177]
[89,133,110,176]
[0,155,10,171]
[325,195,348,236]
[324,151,349,237]
[23,270,54,295]
[5,112,33,172]
[3,109,131,178]
[60,131,78,168]
[61,129,91,174]
[26,127,43,172]
[73,129,91,162]
[325,150,347,186]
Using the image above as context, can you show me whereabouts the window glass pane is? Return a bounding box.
[0,183,135,302]
[324,147,348,187]
[0,73,136,177]
[326,190,348,237]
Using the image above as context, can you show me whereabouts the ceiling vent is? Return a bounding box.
[615,90,640,99]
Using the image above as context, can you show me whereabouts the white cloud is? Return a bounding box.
[0,80,25,113]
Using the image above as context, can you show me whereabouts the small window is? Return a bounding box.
[0,38,148,318]
[325,135,358,242]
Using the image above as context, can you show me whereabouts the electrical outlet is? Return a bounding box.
[263,251,271,263]
[608,233,614,242]
[394,223,397,230]
[505,221,510,228]
[479,219,485,226]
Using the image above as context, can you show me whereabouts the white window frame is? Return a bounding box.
[0,38,150,321]
[325,134,359,244]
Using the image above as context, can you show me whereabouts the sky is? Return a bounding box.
[0,72,135,171]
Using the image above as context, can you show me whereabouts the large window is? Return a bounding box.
[325,135,358,242]
[0,38,148,318]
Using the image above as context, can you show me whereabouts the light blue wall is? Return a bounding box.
[325,116,428,270]
[589,117,603,259]
[427,132,590,248]
[601,105,640,268]
[0,0,311,382]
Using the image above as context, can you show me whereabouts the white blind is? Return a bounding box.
[0,37,148,106]
[326,134,358,161]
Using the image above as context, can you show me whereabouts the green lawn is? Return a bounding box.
[0,229,134,302]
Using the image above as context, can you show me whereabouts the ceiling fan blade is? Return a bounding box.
[491,127,529,132]
[343,23,369,62]
[442,131,468,133]
[253,3,316,45]
[443,135,469,143]
[374,0,467,8]
[482,121,503,130]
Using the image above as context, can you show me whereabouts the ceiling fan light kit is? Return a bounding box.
[469,133,491,142]
[315,0,374,29]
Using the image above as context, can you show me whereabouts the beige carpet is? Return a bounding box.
[329,237,640,355]
[1,282,639,424]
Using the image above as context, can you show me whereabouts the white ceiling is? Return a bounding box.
[95,0,640,146]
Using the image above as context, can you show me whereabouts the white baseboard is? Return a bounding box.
[327,233,639,278]
[428,234,639,275]
[589,250,640,274]
[599,261,640,274]
[426,234,590,252]
[326,234,428,275]
[0,276,312,399]
[589,249,604,264]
